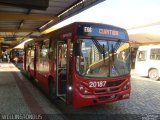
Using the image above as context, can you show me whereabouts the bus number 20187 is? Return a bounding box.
[89,81,107,88]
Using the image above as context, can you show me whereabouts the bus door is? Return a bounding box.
[56,39,73,103]
[56,41,68,98]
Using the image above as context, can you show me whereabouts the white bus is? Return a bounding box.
[135,45,160,80]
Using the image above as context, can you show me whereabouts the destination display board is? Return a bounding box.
[77,24,128,40]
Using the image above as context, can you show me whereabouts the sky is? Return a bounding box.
[53,0,160,30]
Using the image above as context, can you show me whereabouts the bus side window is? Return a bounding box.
[49,39,55,60]
[41,39,49,59]
[137,51,146,61]
[59,44,67,68]
[150,48,160,60]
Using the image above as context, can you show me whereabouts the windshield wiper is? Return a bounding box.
[113,40,121,53]
[111,44,114,61]
[91,38,106,62]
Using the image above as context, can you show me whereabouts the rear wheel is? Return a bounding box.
[149,69,159,80]
[49,79,57,100]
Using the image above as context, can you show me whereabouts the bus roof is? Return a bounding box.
[39,22,129,41]
[138,44,160,50]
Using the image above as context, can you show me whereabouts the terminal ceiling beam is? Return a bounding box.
[0,28,38,32]
[0,0,49,10]
[0,36,29,38]
[0,12,57,21]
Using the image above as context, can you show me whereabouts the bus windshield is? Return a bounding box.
[76,39,130,78]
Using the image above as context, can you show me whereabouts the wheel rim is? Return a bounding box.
[151,72,157,78]
[149,69,159,80]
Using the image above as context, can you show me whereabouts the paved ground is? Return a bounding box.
[0,63,65,120]
[0,62,160,120]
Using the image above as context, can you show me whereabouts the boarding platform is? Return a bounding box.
[0,63,64,120]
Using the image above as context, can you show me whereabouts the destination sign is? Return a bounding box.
[77,24,128,40]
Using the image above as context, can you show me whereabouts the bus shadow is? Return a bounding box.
[51,100,127,120]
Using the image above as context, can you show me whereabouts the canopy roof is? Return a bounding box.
[0,0,104,50]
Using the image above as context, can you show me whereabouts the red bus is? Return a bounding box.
[24,22,131,108]
[10,48,24,63]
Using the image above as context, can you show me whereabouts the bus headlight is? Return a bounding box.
[124,86,127,90]
[68,86,72,91]
[123,81,130,90]
[79,86,84,91]
[79,85,92,95]
[127,81,130,86]
[122,94,130,98]
[84,90,90,94]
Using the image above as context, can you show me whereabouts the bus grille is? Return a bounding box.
[106,80,124,87]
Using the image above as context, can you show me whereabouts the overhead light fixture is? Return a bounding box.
[58,0,86,17]
[39,20,53,30]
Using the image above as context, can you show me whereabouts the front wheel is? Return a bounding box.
[149,69,159,80]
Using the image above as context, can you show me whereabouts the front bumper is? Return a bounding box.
[73,88,130,108]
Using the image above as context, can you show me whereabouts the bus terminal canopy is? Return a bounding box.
[128,22,160,46]
[0,0,105,50]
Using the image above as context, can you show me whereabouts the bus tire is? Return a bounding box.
[49,78,57,101]
[149,69,159,80]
